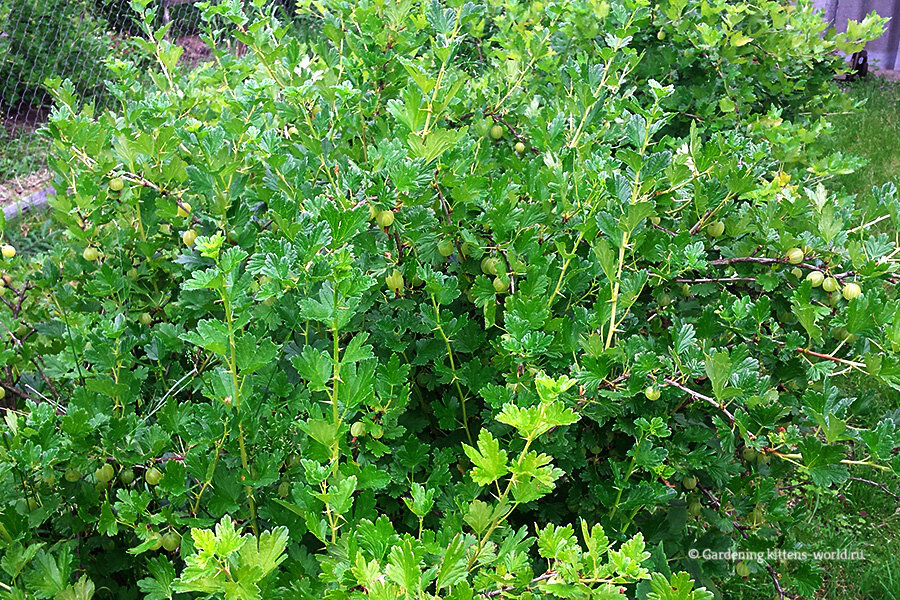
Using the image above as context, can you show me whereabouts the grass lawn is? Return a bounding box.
[822,75,900,200]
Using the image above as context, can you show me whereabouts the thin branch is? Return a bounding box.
[848,476,900,501]
[707,256,854,280]
[491,114,539,153]
[663,378,735,424]
[766,564,786,600]
[482,571,556,597]
[652,222,677,236]
[675,277,757,284]
[689,210,713,235]
[794,346,866,369]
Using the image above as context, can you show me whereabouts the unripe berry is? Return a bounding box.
[161,531,181,552]
[683,475,697,490]
[278,481,290,498]
[120,468,135,485]
[489,124,504,140]
[514,141,526,153]
[1,245,15,259]
[147,532,163,551]
[822,277,839,292]
[385,269,404,294]
[109,177,125,192]
[139,312,152,326]
[375,210,394,228]
[182,229,198,246]
[644,386,660,401]
[95,463,114,483]
[145,466,163,486]
[841,282,861,300]
[806,270,824,287]
[493,277,509,293]
[786,247,804,264]
[481,257,498,276]
[707,221,725,237]
[83,247,99,262]
[177,202,192,218]
[438,239,455,257]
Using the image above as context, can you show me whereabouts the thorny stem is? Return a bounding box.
[220,267,258,536]
[431,294,473,445]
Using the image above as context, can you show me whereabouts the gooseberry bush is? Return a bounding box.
[0,0,896,598]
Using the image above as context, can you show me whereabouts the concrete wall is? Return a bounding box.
[814,0,900,70]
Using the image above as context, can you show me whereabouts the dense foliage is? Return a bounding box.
[0,0,113,108]
[0,0,896,598]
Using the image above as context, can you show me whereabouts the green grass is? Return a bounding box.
[823,76,900,199]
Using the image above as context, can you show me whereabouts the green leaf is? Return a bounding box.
[291,347,332,392]
[704,351,731,402]
[385,538,424,594]
[213,517,246,556]
[55,575,95,600]
[436,535,468,590]
[181,320,230,356]
[25,548,71,598]
[137,557,176,600]
[239,526,288,578]
[98,501,118,536]
[646,571,714,600]
[463,429,509,486]
[798,438,849,487]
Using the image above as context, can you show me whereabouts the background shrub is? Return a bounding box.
[0,0,113,109]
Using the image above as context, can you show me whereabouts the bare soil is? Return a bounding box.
[0,168,52,209]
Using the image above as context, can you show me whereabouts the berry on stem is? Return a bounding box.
[146,466,163,486]
[841,282,861,300]
[806,271,824,287]
[707,221,725,237]
[375,210,394,228]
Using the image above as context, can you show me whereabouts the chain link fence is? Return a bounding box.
[0,0,304,204]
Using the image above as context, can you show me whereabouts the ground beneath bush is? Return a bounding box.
[0,168,51,209]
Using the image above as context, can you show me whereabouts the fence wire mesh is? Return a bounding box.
[0,0,304,204]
